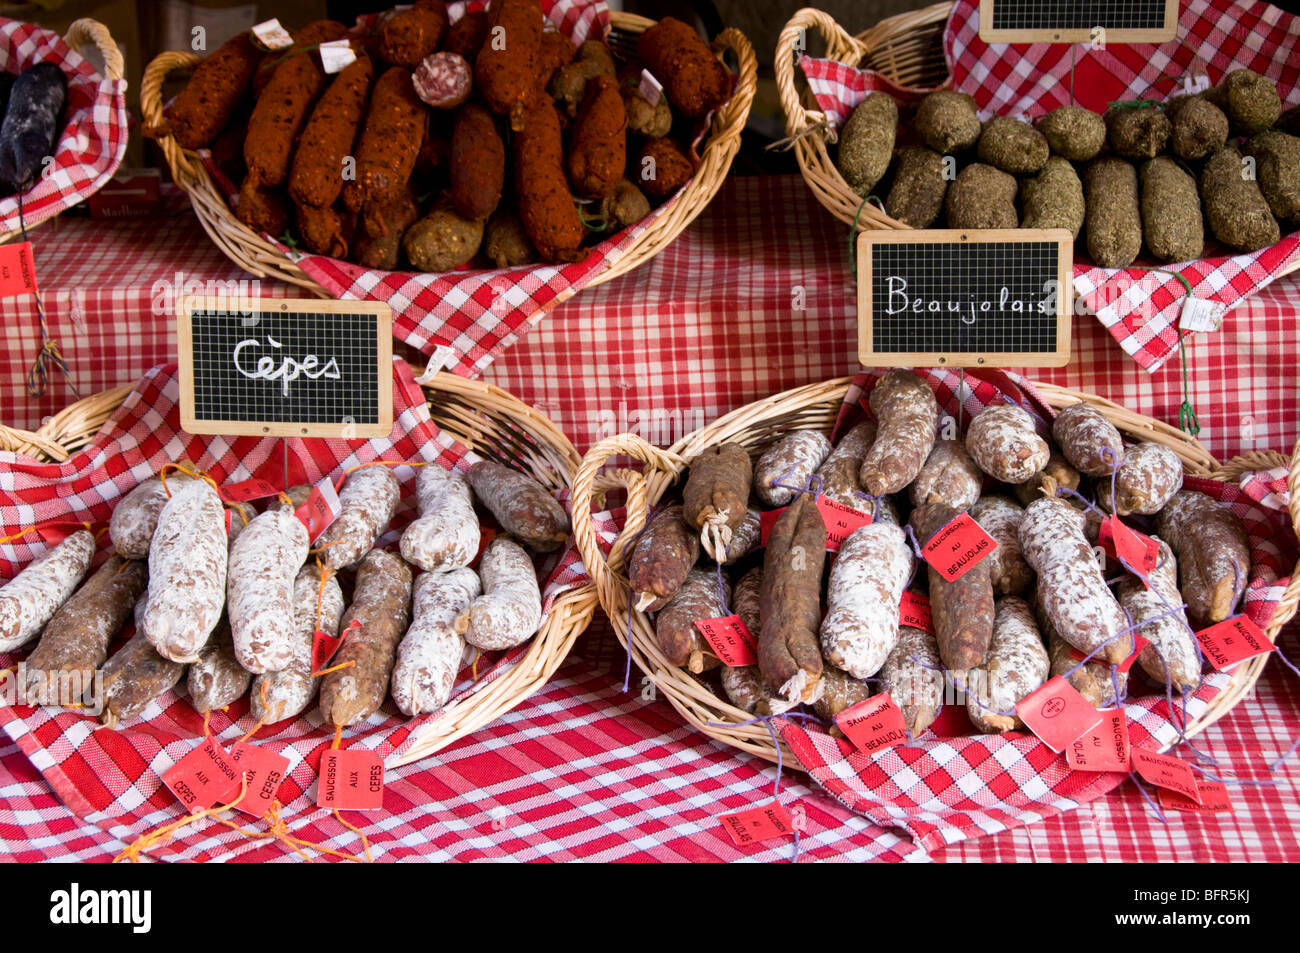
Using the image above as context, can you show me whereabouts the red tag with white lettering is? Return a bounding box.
[294,484,335,542]
[835,693,909,753]
[898,590,933,633]
[1130,747,1201,803]
[1016,676,1104,753]
[759,506,785,547]
[1158,780,1232,814]
[1099,516,1159,583]
[1064,709,1129,771]
[920,512,998,582]
[317,748,385,811]
[312,618,359,673]
[718,800,795,847]
[924,705,974,737]
[816,497,872,552]
[1195,615,1273,672]
[162,737,240,814]
[218,478,280,503]
[0,242,39,298]
[224,742,290,817]
[695,615,757,667]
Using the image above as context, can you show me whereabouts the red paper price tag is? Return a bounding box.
[816,497,872,552]
[317,748,385,811]
[161,738,240,814]
[312,618,359,673]
[294,484,336,542]
[759,506,785,546]
[1016,676,1104,753]
[924,705,973,737]
[218,478,280,504]
[920,512,998,582]
[1130,747,1201,803]
[1098,516,1159,583]
[1195,615,1274,672]
[1116,633,1150,675]
[899,590,933,634]
[1065,709,1130,771]
[0,241,39,298]
[30,521,90,545]
[835,693,909,753]
[718,800,795,847]
[225,742,290,817]
[695,614,757,667]
[1158,780,1233,814]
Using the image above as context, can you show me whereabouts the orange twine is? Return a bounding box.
[311,659,355,678]
[159,462,218,498]
[113,772,253,863]
[472,648,482,683]
[0,520,93,545]
[334,458,424,493]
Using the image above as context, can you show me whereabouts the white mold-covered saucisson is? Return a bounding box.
[466,460,569,552]
[815,420,877,509]
[109,473,192,558]
[252,563,344,723]
[1104,442,1183,516]
[881,625,945,737]
[819,522,913,678]
[1051,402,1125,477]
[966,597,1050,733]
[719,566,771,714]
[455,537,542,651]
[1019,497,1130,664]
[1118,537,1200,691]
[187,618,251,713]
[909,438,983,510]
[228,509,309,674]
[1155,489,1250,626]
[400,466,481,572]
[970,496,1033,596]
[142,479,229,663]
[0,529,96,652]
[754,430,832,506]
[966,404,1050,484]
[391,567,480,715]
[859,370,939,496]
[315,466,401,570]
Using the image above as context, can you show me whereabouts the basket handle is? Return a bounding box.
[64,18,125,84]
[775,7,867,139]
[709,27,759,146]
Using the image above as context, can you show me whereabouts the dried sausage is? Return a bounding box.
[819,523,912,679]
[455,537,542,651]
[465,460,569,553]
[399,466,480,572]
[859,370,939,496]
[315,466,401,570]
[758,494,825,704]
[0,529,96,653]
[392,567,480,715]
[228,509,309,673]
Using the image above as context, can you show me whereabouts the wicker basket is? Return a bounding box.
[0,17,127,244]
[138,11,756,296]
[0,365,598,766]
[570,376,1300,767]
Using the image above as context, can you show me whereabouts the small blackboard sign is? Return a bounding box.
[178,297,393,438]
[978,0,1179,43]
[857,229,1072,369]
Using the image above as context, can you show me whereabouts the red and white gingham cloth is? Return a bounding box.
[0,18,128,238]
[0,360,588,828]
[798,0,1300,372]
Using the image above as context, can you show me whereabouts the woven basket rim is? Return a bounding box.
[0,364,596,767]
[570,375,1300,769]
[137,9,757,297]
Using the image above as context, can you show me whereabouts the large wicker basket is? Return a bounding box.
[0,366,598,766]
[570,376,1300,767]
[138,11,756,296]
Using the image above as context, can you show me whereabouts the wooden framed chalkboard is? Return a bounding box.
[978,0,1179,44]
[857,229,1072,369]
[177,297,394,438]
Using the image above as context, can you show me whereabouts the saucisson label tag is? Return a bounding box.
[0,242,38,298]
[759,506,784,547]
[317,748,385,811]
[835,693,909,753]
[1016,676,1104,753]
[225,742,291,818]
[30,520,89,544]
[695,614,757,667]
[898,590,933,634]
[1068,633,1149,673]
[312,618,359,673]
[162,738,240,814]
[251,17,293,49]
[920,512,998,582]
[294,480,340,542]
[1158,779,1232,814]
[218,478,280,504]
[1098,516,1159,584]
[816,497,873,552]
[1065,709,1130,772]
[638,68,663,106]
[1130,747,1201,803]
[318,38,356,73]
[1195,615,1273,672]
[718,800,795,847]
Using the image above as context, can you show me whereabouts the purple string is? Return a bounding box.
[1128,771,1169,824]
[1099,444,1122,517]
[1188,761,1280,788]
[853,490,886,521]
[1055,484,1106,520]
[903,523,926,559]
[1109,665,1127,706]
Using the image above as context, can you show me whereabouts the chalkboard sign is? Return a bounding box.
[178,297,393,438]
[857,229,1072,369]
[978,0,1178,43]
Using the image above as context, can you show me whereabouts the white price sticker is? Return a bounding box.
[1179,296,1226,333]
[319,39,356,74]
[639,69,663,107]
[414,344,457,384]
[251,18,293,50]
[1182,73,1211,95]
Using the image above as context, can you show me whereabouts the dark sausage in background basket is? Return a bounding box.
[161,31,260,150]
[636,16,729,120]
[0,62,67,192]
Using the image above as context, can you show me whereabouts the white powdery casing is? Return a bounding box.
[0,530,95,652]
[1119,537,1200,692]
[1019,497,1128,663]
[881,625,945,737]
[457,537,542,651]
[252,563,345,723]
[970,495,1032,596]
[142,479,230,663]
[1108,442,1184,516]
[317,466,401,569]
[399,466,481,572]
[109,474,193,559]
[228,508,310,674]
[967,597,1050,733]
[755,430,833,506]
[819,522,913,678]
[391,567,481,715]
[966,404,1050,484]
